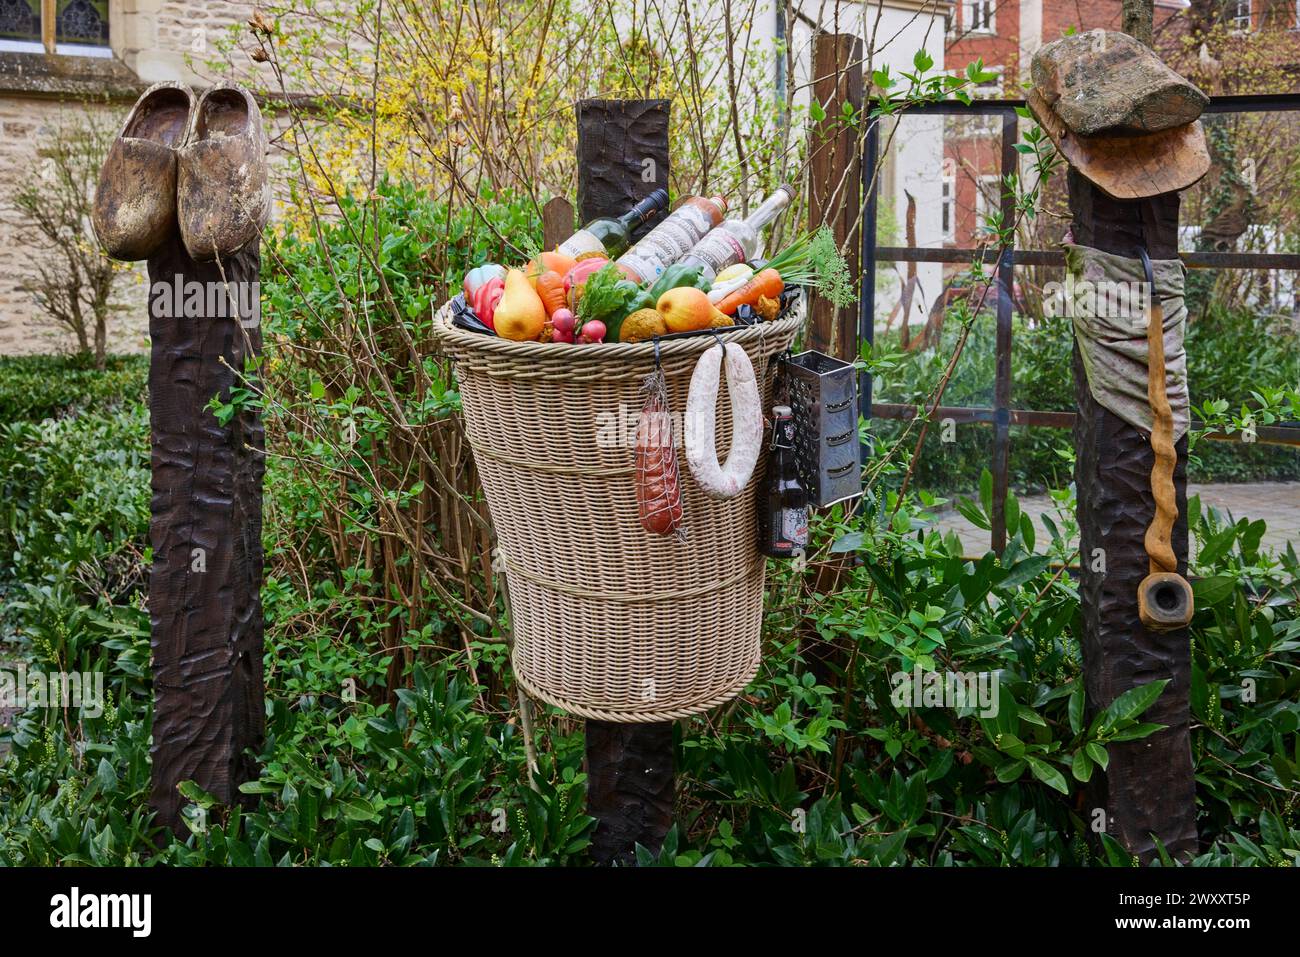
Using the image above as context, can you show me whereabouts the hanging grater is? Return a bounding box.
[782,350,862,507]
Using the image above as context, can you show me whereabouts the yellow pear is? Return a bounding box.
[493,268,547,342]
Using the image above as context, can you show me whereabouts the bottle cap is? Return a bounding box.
[773,404,792,417]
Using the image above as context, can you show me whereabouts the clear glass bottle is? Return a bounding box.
[678,185,794,283]
[556,189,669,260]
[614,195,728,284]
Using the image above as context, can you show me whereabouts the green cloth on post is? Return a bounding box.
[1064,243,1189,441]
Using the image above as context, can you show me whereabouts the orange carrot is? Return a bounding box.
[536,270,567,316]
[715,268,784,316]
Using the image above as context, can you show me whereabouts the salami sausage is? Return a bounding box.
[635,370,685,538]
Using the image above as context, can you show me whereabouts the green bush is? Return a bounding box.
[873,303,1300,494]
[1,191,1295,867]
[0,354,146,423]
[1,363,1295,863]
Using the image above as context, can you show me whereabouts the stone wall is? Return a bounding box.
[0,0,264,357]
[115,0,260,86]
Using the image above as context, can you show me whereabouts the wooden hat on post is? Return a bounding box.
[1027,29,1212,200]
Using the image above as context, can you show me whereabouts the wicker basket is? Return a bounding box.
[433,299,803,722]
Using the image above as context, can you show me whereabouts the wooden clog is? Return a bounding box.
[92,82,194,261]
[177,83,271,262]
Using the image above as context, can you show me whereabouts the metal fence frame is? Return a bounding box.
[858,93,1300,552]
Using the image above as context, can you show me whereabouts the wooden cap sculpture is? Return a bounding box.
[1027,29,1211,200]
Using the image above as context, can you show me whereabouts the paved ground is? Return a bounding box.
[933,481,1300,558]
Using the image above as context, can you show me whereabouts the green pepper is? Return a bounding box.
[648,263,710,301]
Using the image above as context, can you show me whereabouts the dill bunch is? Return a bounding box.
[765,226,855,306]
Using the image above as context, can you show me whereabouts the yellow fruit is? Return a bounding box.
[657,286,724,333]
[620,308,668,343]
[493,268,547,342]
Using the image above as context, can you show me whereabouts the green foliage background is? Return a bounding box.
[1,185,1297,866]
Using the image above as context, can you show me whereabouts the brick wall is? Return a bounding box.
[942,0,1217,248]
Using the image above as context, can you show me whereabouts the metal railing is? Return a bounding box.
[858,94,1300,552]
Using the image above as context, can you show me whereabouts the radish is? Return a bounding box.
[552,308,576,335]
[578,319,606,344]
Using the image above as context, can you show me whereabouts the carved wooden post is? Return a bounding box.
[92,81,270,835]
[574,98,676,865]
[801,33,865,692]
[1029,29,1209,860]
[146,240,265,834]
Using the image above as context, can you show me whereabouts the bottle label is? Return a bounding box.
[782,507,809,546]
[685,230,747,278]
[557,229,605,259]
[616,205,716,283]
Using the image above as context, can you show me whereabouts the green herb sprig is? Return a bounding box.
[766,226,855,307]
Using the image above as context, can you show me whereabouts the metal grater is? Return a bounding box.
[784,350,862,507]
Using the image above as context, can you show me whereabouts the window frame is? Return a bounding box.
[965,0,996,35]
[941,171,956,243]
[1229,0,1252,32]
[0,1,112,57]
[974,172,1003,235]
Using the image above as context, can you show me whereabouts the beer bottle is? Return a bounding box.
[760,405,810,557]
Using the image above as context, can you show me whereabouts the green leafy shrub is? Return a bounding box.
[873,303,1300,494]
[2,192,1296,868]
[0,354,145,423]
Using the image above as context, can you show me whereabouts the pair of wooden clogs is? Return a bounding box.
[92,81,270,262]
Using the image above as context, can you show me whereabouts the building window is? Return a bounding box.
[0,0,110,55]
[975,174,1002,234]
[941,174,955,242]
[58,0,110,47]
[966,0,996,34]
[973,67,1004,98]
[1229,0,1252,31]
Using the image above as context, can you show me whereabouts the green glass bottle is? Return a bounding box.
[556,189,668,260]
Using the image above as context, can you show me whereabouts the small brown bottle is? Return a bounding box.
[759,405,810,557]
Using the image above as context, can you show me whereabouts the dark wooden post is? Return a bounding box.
[574,98,676,865]
[1030,27,1205,860]
[807,32,863,361]
[1068,179,1197,860]
[147,240,265,834]
[804,34,865,693]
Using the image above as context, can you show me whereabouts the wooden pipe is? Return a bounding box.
[1136,247,1193,631]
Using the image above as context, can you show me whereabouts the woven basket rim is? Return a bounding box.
[432,295,803,366]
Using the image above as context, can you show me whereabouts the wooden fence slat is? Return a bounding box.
[806,32,864,361]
